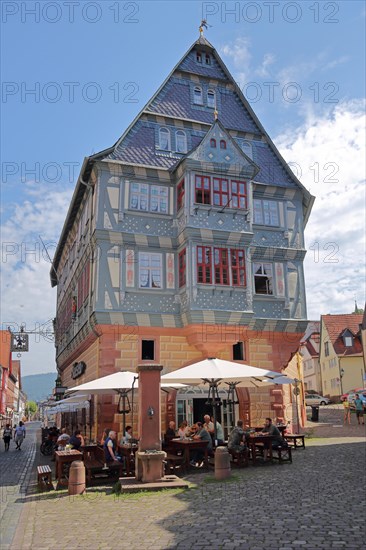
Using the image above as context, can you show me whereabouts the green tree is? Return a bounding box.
[26,400,38,418]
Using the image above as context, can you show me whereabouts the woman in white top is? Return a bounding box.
[177,421,189,439]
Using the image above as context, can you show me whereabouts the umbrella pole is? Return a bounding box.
[212,381,218,447]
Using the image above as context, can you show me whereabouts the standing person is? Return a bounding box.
[2,424,12,451]
[342,397,351,425]
[14,421,26,450]
[354,394,365,425]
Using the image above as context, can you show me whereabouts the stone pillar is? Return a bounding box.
[137,364,163,451]
[135,364,166,482]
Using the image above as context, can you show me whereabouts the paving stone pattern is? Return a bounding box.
[2,411,366,550]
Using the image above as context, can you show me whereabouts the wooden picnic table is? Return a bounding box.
[169,438,209,469]
[55,450,83,488]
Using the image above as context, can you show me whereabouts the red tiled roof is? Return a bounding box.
[322,314,363,356]
[305,340,319,357]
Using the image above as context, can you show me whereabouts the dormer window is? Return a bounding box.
[176,130,187,153]
[207,89,215,108]
[193,86,203,105]
[205,54,211,65]
[343,334,353,347]
[241,140,253,159]
[210,138,216,148]
[159,127,170,151]
[220,140,227,150]
[196,52,202,63]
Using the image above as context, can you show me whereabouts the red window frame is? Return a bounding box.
[179,249,186,287]
[210,138,216,148]
[220,140,227,149]
[213,178,229,207]
[177,178,185,211]
[195,175,211,204]
[231,180,247,209]
[231,249,246,286]
[214,248,229,285]
[197,246,212,284]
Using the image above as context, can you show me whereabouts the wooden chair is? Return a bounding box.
[37,465,53,491]
[285,434,305,449]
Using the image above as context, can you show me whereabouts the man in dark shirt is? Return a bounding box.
[261,417,285,461]
[164,421,176,448]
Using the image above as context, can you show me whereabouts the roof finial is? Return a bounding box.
[214,107,218,120]
[199,19,209,36]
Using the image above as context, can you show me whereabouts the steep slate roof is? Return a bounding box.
[322,314,363,356]
[51,34,315,284]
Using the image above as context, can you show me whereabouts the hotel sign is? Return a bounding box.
[72,361,86,380]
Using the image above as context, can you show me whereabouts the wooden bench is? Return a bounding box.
[285,434,305,449]
[272,445,292,464]
[37,465,53,491]
[83,445,123,485]
[165,453,184,474]
[228,447,249,468]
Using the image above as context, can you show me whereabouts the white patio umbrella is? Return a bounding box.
[161,358,291,442]
[66,371,185,432]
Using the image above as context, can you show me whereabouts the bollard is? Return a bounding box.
[68,460,86,495]
[214,446,231,480]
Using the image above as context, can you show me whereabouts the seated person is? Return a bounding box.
[190,422,213,466]
[261,417,287,461]
[68,430,84,450]
[100,428,111,445]
[203,414,214,435]
[103,430,119,463]
[56,428,70,450]
[228,420,247,453]
[211,417,225,446]
[163,421,176,448]
[177,421,189,439]
[120,425,133,445]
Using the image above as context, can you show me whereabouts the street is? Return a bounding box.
[0,413,365,549]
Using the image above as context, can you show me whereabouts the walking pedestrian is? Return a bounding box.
[14,421,26,450]
[342,397,351,425]
[2,424,12,451]
[354,394,365,425]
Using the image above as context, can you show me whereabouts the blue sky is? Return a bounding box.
[1,1,365,375]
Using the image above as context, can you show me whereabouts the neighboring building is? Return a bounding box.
[0,332,26,428]
[300,322,321,393]
[320,313,364,399]
[51,34,314,438]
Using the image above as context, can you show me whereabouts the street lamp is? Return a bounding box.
[340,368,345,396]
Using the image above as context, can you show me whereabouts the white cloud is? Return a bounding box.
[275,99,366,318]
[220,37,252,85]
[255,53,276,77]
[1,183,73,375]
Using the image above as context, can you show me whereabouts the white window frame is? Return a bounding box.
[253,199,280,227]
[207,89,215,108]
[139,252,163,289]
[253,262,274,295]
[175,130,187,153]
[129,183,169,214]
[193,86,203,105]
[159,127,171,151]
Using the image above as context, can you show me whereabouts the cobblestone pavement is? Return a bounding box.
[0,421,38,549]
[3,411,366,550]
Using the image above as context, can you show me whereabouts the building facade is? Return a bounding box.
[319,313,364,399]
[0,332,26,428]
[51,36,314,438]
[300,322,321,393]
